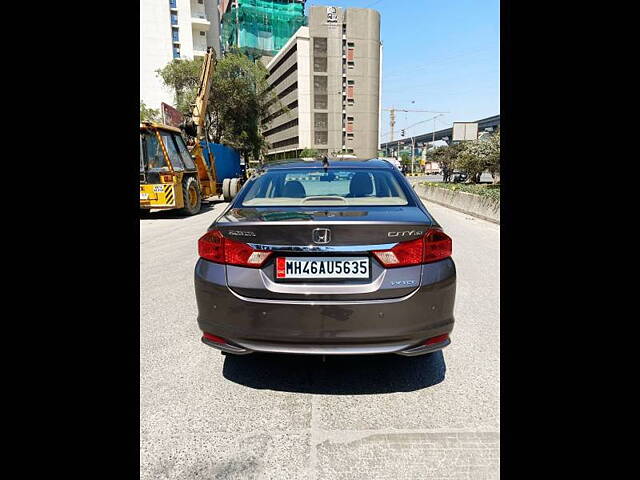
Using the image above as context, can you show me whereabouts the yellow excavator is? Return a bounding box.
[139,48,219,216]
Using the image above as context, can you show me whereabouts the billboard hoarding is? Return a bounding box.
[452,122,479,141]
[161,102,184,128]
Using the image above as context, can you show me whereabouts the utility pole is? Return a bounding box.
[411,136,415,175]
[431,113,444,143]
[390,109,395,143]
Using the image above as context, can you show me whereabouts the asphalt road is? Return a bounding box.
[140,197,500,479]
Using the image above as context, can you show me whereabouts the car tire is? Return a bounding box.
[222,178,231,202]
[230,178,241,199]
[180,176,201,216]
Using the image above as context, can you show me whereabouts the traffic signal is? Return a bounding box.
[401,129,405,137]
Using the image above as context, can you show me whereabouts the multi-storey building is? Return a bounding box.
[219,0,307,60]
[262,6,381,160]
[140,0,222,111]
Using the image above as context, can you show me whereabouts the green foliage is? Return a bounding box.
[422,182,501,201]
[426,142,465,176]
[456,129,500,183]
[422,130,500,183]
[399,152,411,166]
[300,148,320,158]
[208,49,277,161]
[155,49,279,163]
[140,101,161,123]
[155,57,204,114]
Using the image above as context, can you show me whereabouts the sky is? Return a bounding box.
[305,0,500,143]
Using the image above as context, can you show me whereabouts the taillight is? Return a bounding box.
[202,332,226,344]
[373,229,452,267]
[423,229,453,263]
[198,230,272,267]
[423,333,449,346]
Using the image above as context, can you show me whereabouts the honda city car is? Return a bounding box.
[194,158,456,356]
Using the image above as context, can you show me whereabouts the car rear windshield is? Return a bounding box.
[241,168,411,206]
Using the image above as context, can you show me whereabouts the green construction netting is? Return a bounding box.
[221,0,307,58]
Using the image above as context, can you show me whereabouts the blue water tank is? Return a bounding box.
[200,142,242,182]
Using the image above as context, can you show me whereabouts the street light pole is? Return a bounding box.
[411,136,415,175]
[432,113,444,143]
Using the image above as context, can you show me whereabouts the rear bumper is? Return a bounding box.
[139,183,178,208]
[201,334,451,356]
[194,258,456,356]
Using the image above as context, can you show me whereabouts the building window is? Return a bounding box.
[172,28,179,42]
[313,56,327,72]
[347,85,354,99]
[200,31,205,36]
[315,131,328,145]
[263,119,299,138]
[347,48,354,61]
[198,0,203,3]
[313,37,327,56]
[171,13,178,26]
[173,46,180,59]
[272,136,299,149]
[314,113,328,130]
[314,94,328,109]
[314,76,327,94]
[169,0,176,8]
[346,116,354,133]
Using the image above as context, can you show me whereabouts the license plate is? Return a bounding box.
[140,193,149,200]
[276,256,369,280]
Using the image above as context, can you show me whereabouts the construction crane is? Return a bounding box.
[382,107,448,143]
[182,47,244,202]
[183,47,216,140]
[140,48,231,216]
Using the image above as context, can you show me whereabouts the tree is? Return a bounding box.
[140,101,161,123]
[155,57,204,114]
[456,130,500,183]
[156,50,279,163]
[428,143,464,182]
[300,148,320,158]
[486,129,500,184]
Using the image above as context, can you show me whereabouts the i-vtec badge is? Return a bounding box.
[228,231,256,237]
[391,280,417,286]
[388,230,423,237]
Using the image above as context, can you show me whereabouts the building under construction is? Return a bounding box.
[220,0,307,59]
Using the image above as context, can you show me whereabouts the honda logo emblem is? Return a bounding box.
[312,228,331,244]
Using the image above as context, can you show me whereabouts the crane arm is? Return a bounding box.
[191,47,216,140]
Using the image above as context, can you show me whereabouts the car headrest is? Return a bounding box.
[282,180,306,198]
[349,172,373,197]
